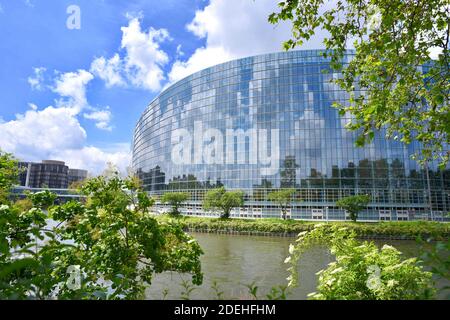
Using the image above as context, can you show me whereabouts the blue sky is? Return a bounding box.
[0,0,325,174]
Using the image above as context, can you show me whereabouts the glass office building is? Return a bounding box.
[132,50,449,221]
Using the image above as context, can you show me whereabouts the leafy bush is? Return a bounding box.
[202,187,244,219]
[285,225,436,300]
[158,216,449,239]
[336,194,370,222]
[161,192,189,215]
[0,151,18,204]
[267,189,296,220]
[0,175,203,299]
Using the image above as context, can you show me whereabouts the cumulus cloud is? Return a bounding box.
[176,44,184,57]
[83,108,113,131]
[0,105,130,174]
[54,145,131,176]
[168,0,329,84]
[0,106,87,161]
[169,46,232,84]
[90,17,171,92]
[28,67,47,91]
[90,54,125,88]
[0,68,127,174]
[121,18,171,91]
[53,69,94,113]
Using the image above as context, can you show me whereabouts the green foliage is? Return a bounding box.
[0,151,18,204]
[0,174,203,299]
[13,198,33,213]
[157,215,449,239]
[243,282,288,300]
[28,190,57,210]
[202,187,244,219]
[269,0,450,168]
[267,188,296,220]
[418,237,450,298]
[211,280,224,300]
[336,194,371,222]
[68,179,87,191]
[161,192,189,215]
[285,225,436,299]
[180,279,196,300]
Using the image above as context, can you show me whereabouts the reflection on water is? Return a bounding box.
[146,233,445,300]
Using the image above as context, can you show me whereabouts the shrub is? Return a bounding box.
[285,225,436,300]
[0,175,203,299]
[203,187,244,219]
[161,192,189,215]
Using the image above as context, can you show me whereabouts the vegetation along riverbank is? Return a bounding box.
[155,215,449,240]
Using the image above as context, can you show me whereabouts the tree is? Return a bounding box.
[203,187,244,219]
[267,189,296,220]
[161,192,189,215]
[336,194,371,221]
[68,179,87,191]
[269,0,449,168]
[0,171,203,299]
[0,150,18,204]
[285,225,435,299]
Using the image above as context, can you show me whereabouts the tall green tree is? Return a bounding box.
[203,187,244,219]
[267,188,296,220]
[0,171,203,299]
[269,0,449,168]
[161,192,189,215]
[0,150,18,204]
[336,194,371,221]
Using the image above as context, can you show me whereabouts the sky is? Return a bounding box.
[0,0,327,175]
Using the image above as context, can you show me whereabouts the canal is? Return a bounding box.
[146,232,446,300]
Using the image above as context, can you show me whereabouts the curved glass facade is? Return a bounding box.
[132,50,449,221]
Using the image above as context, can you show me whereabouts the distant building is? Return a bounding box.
[18,160,88,189]
[68,168,88,186]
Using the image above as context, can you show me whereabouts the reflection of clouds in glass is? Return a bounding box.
[132,50,444,213]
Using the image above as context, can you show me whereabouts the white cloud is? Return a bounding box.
[0,105,130,175]
[169,46,232,84]
[169,0,328,84]
[176,44,184,57]
[28,103,38,110]
[28,67,47,91]
[53,69,94,113]
[428,46,443,60]
[83,108,113,131]
[1,68,127,174]
[91,17,171,92]
[90,54,125,88]
[0,106,87,161]
[121,17,170,91]
[54,145,131,176]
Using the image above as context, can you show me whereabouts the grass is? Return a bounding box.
[155,214,449,239]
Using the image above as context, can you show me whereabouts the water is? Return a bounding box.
[146,233,446,300]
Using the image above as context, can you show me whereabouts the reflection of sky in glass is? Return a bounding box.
[132,50,449,215]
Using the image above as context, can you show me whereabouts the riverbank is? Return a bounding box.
[155,215,449,240]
